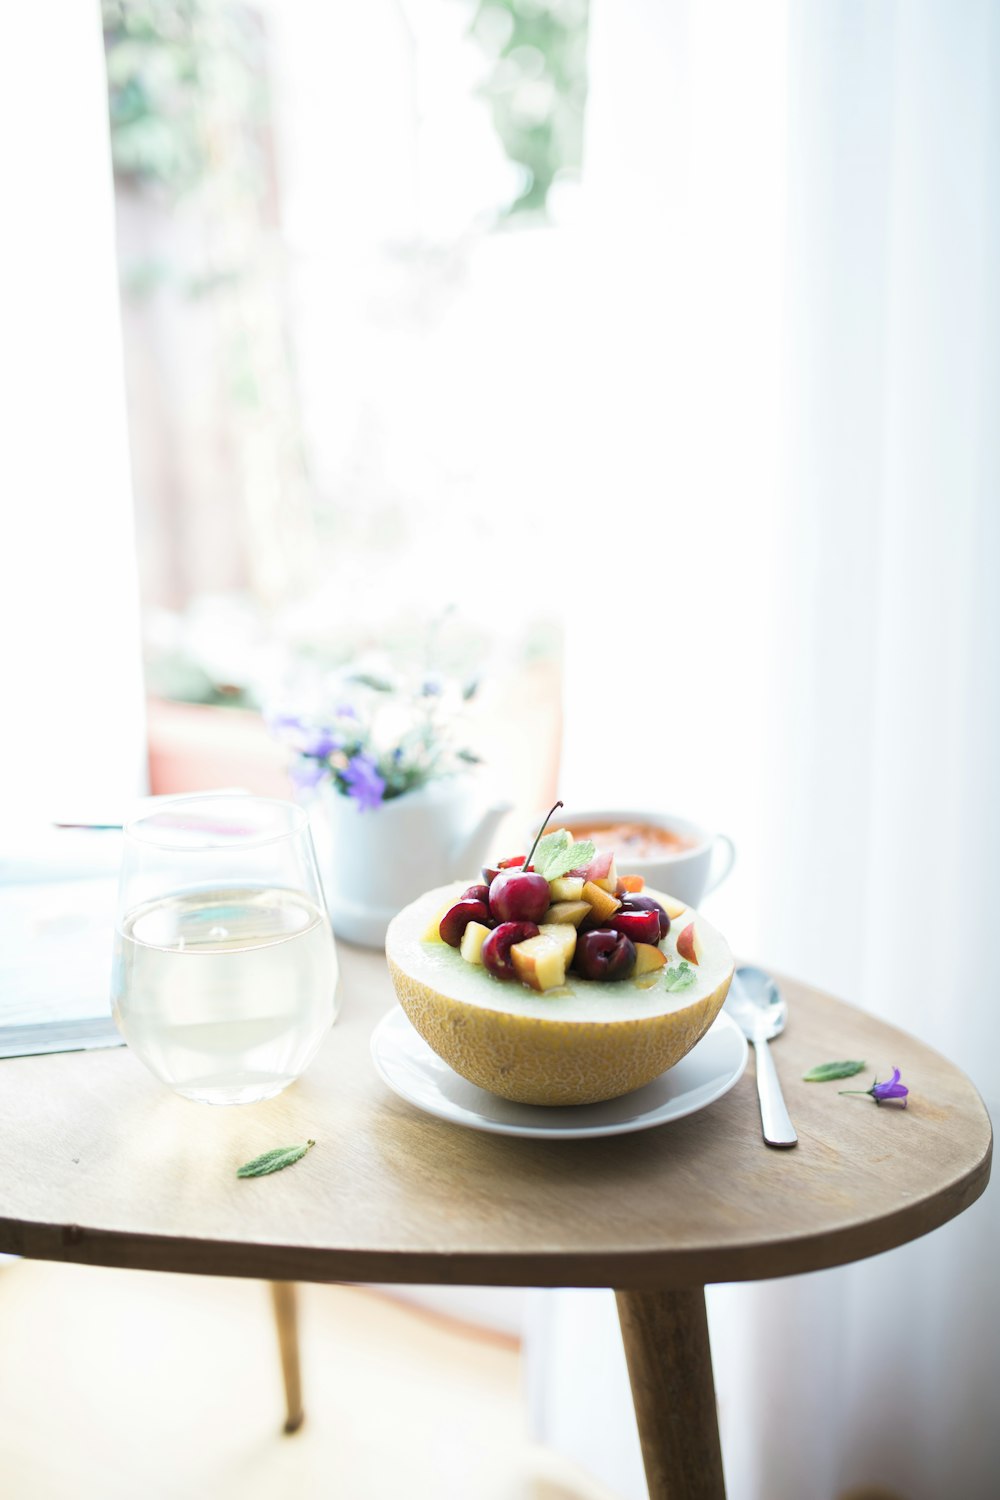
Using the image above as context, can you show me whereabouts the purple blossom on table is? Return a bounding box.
[840,1066,909,1107]
[341,753,386,811]
[870,1067,909,1105]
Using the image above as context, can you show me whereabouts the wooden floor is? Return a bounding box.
[0,1262,617,1500]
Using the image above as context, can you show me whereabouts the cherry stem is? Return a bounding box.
[523,800,564,871]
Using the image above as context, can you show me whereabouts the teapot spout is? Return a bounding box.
[452,799,512,876]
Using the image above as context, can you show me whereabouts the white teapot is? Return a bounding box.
[315,776,510,947]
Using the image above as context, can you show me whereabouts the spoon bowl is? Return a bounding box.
[725,964,797,1148]
[727,964,788,1042]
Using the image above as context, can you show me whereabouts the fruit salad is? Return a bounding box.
[423,802,701,994]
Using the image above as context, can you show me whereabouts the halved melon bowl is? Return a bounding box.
[385,883,735,1106]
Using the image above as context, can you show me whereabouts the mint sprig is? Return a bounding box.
[662,961,697,993]
[532,830,596,881]
[520,800,596,880]
[236,1141,316,1178]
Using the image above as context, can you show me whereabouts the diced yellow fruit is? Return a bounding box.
[459,920,491,965]
[633,943,668,975]
[582,881,621,923]
[543,901,592,928]
[549,876,585,901]
[421,902,452,943]
[510,934,567,992]
[661,895,689,921]
[538,922,578,966]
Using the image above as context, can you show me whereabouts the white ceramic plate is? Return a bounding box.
[370,1006,748,1140]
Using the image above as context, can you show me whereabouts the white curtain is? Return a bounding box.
[0,3,146,829]
[535,4,1000,1498]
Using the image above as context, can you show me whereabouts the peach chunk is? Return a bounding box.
[581,881,621,924]
[661,895,689,921]
[510,934,567,992]
[543,901,592,928]
[676,921,703,965]
[459,920,491,965]
[421,902,452,943]
[633,943,668,976]
[537,922,578,966]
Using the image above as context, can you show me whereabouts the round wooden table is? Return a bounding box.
[0,946,991,1500]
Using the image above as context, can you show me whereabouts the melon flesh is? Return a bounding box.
[384,883,734,1106]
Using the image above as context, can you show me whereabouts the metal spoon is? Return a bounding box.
[726,964,798,1148]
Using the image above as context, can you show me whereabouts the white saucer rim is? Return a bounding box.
[370,1006,748,1140]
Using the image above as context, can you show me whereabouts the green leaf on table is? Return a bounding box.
[533,833,596,881]
[802,1061,866,1083]
[236,1140,316,1178]
[662,960,698,993]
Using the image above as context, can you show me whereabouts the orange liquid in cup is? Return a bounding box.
[566,821,699,861]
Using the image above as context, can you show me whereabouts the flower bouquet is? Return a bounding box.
[270,668,483,811]
[269,666,509,947]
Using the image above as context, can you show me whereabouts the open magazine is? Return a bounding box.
[0,829,124,1059]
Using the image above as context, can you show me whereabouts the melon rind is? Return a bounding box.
[385,884,734,1106]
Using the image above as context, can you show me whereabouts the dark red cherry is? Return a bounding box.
[618,895,670,940]
[439,899,491,948]
[481,921,540,980]
[573,929,636,982]
[461,883,491,904]
[488,870,551,924]
[608,909,661,945]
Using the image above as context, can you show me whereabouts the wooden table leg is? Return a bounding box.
[615,1287,725,1500]
[270,1281,305,1434]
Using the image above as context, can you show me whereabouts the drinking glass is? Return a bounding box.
[111,794,339,1105]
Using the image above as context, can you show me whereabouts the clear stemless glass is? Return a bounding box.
[111,794,339,1105]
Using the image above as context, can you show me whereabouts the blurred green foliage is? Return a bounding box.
[104,1,589,221]
[466,0,590,218]
[102,0,268,196]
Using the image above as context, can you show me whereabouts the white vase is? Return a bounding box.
[313,777,510,948]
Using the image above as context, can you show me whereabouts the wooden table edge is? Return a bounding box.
[1,1126,988,1288]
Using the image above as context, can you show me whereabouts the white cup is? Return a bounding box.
[545,809,735,910]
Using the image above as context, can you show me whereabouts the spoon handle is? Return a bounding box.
[752,1037,798,1148]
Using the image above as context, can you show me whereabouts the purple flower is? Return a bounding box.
[870,1067,909,1106]
[342,753,386,811]
[840,1067,909,1107]
[270,714,342,759]
[303,730,341,758]
[334,702,358,720]
[290,757,328,790]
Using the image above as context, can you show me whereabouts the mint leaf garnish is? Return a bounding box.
[802,1060,866,1083]
[662,960,697,992]
[532,829,570,869]
[539,839,595,881]
[521,803,595,879]
[237,1140,316,1178]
